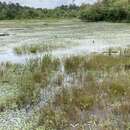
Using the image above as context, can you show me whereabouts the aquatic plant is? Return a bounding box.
[14,43,65,55]
[64,54,130,73]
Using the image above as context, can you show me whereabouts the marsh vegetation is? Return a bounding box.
[37,51,130,130]
[0,18,130,130]
[0,55,60,111]
[14,43,66,55]
[1,46,130,129]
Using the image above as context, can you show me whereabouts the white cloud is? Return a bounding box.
[0,0,96,8]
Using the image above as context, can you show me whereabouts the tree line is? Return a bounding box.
[0,0,129,22]
[0,2,80,20]
[79,0,130,22]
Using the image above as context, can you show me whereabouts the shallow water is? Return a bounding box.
[0,19,130,63]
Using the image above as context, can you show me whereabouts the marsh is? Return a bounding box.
[0,19,130,130]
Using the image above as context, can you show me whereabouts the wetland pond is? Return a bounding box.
[0,19,130,63]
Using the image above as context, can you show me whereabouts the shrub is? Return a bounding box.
[79,0,129,22]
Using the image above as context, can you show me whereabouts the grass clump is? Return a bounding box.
[109,83,126,97]
[39,106,68,130]
[14,43,65,55]
[76,95,94,110]
[14,47,23,55]
[64,56,87,73]
[64,54,130,73]
[28,46,38,54]
[14,45,38,54]
[84,55,121,70]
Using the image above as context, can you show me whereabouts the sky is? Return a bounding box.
[0,0,97,8]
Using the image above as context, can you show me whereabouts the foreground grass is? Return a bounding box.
[1,51,130,129]
[37,53,130,130]
[38,73,130,129]
[0,55,60,111]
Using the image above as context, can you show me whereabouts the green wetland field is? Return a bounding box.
[0,19,130,130]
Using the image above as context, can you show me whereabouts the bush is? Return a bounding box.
[79,0,129,22]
